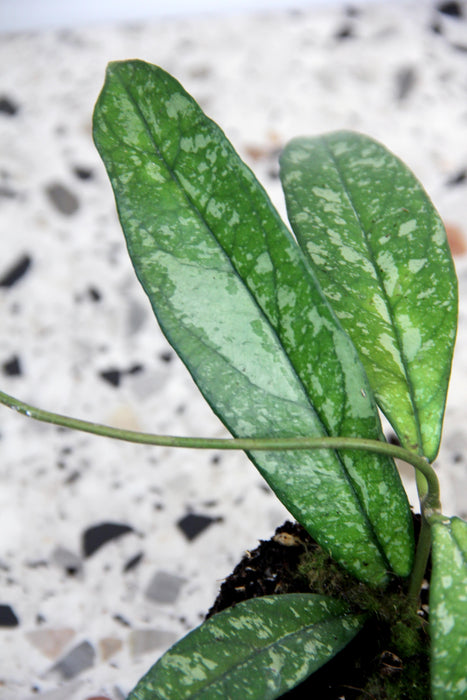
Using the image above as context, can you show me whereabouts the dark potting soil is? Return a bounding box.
[207,519,430,699]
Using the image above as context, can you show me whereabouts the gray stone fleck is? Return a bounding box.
[126,298,148,334]
[45,182,80,216]
[52,546,83,577]
[130,628,179,657]
[128,368,168,398]
[51,640,95,679]
[145,570,186,604]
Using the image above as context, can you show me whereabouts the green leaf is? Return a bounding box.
[430,516,467,699]
[128,594,364,699]
[93,60,414,584]
[280,132,458,461]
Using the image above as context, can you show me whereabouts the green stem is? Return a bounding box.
[0,389,435,465]
[0,388,441,599]
[408,512,432,605]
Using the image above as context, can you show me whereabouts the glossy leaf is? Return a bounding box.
[430,516,467,699]
[281,132,457,461]
[93,60,414,584]
[128,594,364,699]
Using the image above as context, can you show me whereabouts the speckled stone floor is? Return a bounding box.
[1,2,466,698]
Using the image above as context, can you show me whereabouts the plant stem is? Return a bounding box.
[0,388,441,600]
[0,388,439,480]
[407,512,432,605]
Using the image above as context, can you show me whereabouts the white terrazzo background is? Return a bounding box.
[0,2,466,698]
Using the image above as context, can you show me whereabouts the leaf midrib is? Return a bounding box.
[186,610,361,699]
[323,137,424,454]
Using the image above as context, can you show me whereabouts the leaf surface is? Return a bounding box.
[430,516,467,699]
[127,594,364,699]
[93,60,414,583]
[281,132,457,461]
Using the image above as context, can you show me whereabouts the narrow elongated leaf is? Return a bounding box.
[128,594,364,699]
[430,516,467,699]
[281,132,458,461]
[93,61,414,583]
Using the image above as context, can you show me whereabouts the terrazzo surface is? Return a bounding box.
[1,1,466,698]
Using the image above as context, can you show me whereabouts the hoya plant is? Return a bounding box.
[1,60,466,698]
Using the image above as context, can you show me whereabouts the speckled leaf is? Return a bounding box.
[430,516,467,699]
[128,594,364,699]
[281,132,457,461]
[93,60,414,584]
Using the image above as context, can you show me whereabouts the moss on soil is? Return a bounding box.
[208,520,430,699]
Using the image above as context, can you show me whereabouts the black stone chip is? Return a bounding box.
[0,604,19,627]
[72,166,94,180]
[437,1,463,17]
[127,363,144,375]
[113,613,131,627]
[0,254,32,288]
[87,286,102,302]
[335,24,354,40]
[0,96,19,116]
[177,513,220,541]
[159,350,173,363]
[83,522,134,557]
[99,364,145,386]
[446,168,467,186]
[99,368,121,387]
[2,355,22,376]
[123,551,144,572]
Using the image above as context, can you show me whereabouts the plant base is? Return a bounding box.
[207,520,430,699]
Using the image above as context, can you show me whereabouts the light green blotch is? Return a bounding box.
[294,210,312,225]
[254,625,273,641]
[312,186,341,204]
[378,482,389,496]
[436,601,455,635]
[201,656,219,672]
[399,220,417,237]
[408,258,427,274]
[376,250,399,297]
[144,160,167,183]
[162,653,208,682]
[372,293,391,324]
[206,199,226,219]
[166,92,191,118]
[454,679,467,695]
[331,330,374,420]
[399,315,422,362]
[349,151,387,170]
[228,614,264,634]
[305,240,327,266]
[330,140,350,157]
[340,244,361,264]
[228,211,240,227]
[432,219,448,246]
[277,287,297,312]
[378,332,404,371]
[306,307,326,337]
[254,251,274,275]
[180,133,212,153]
